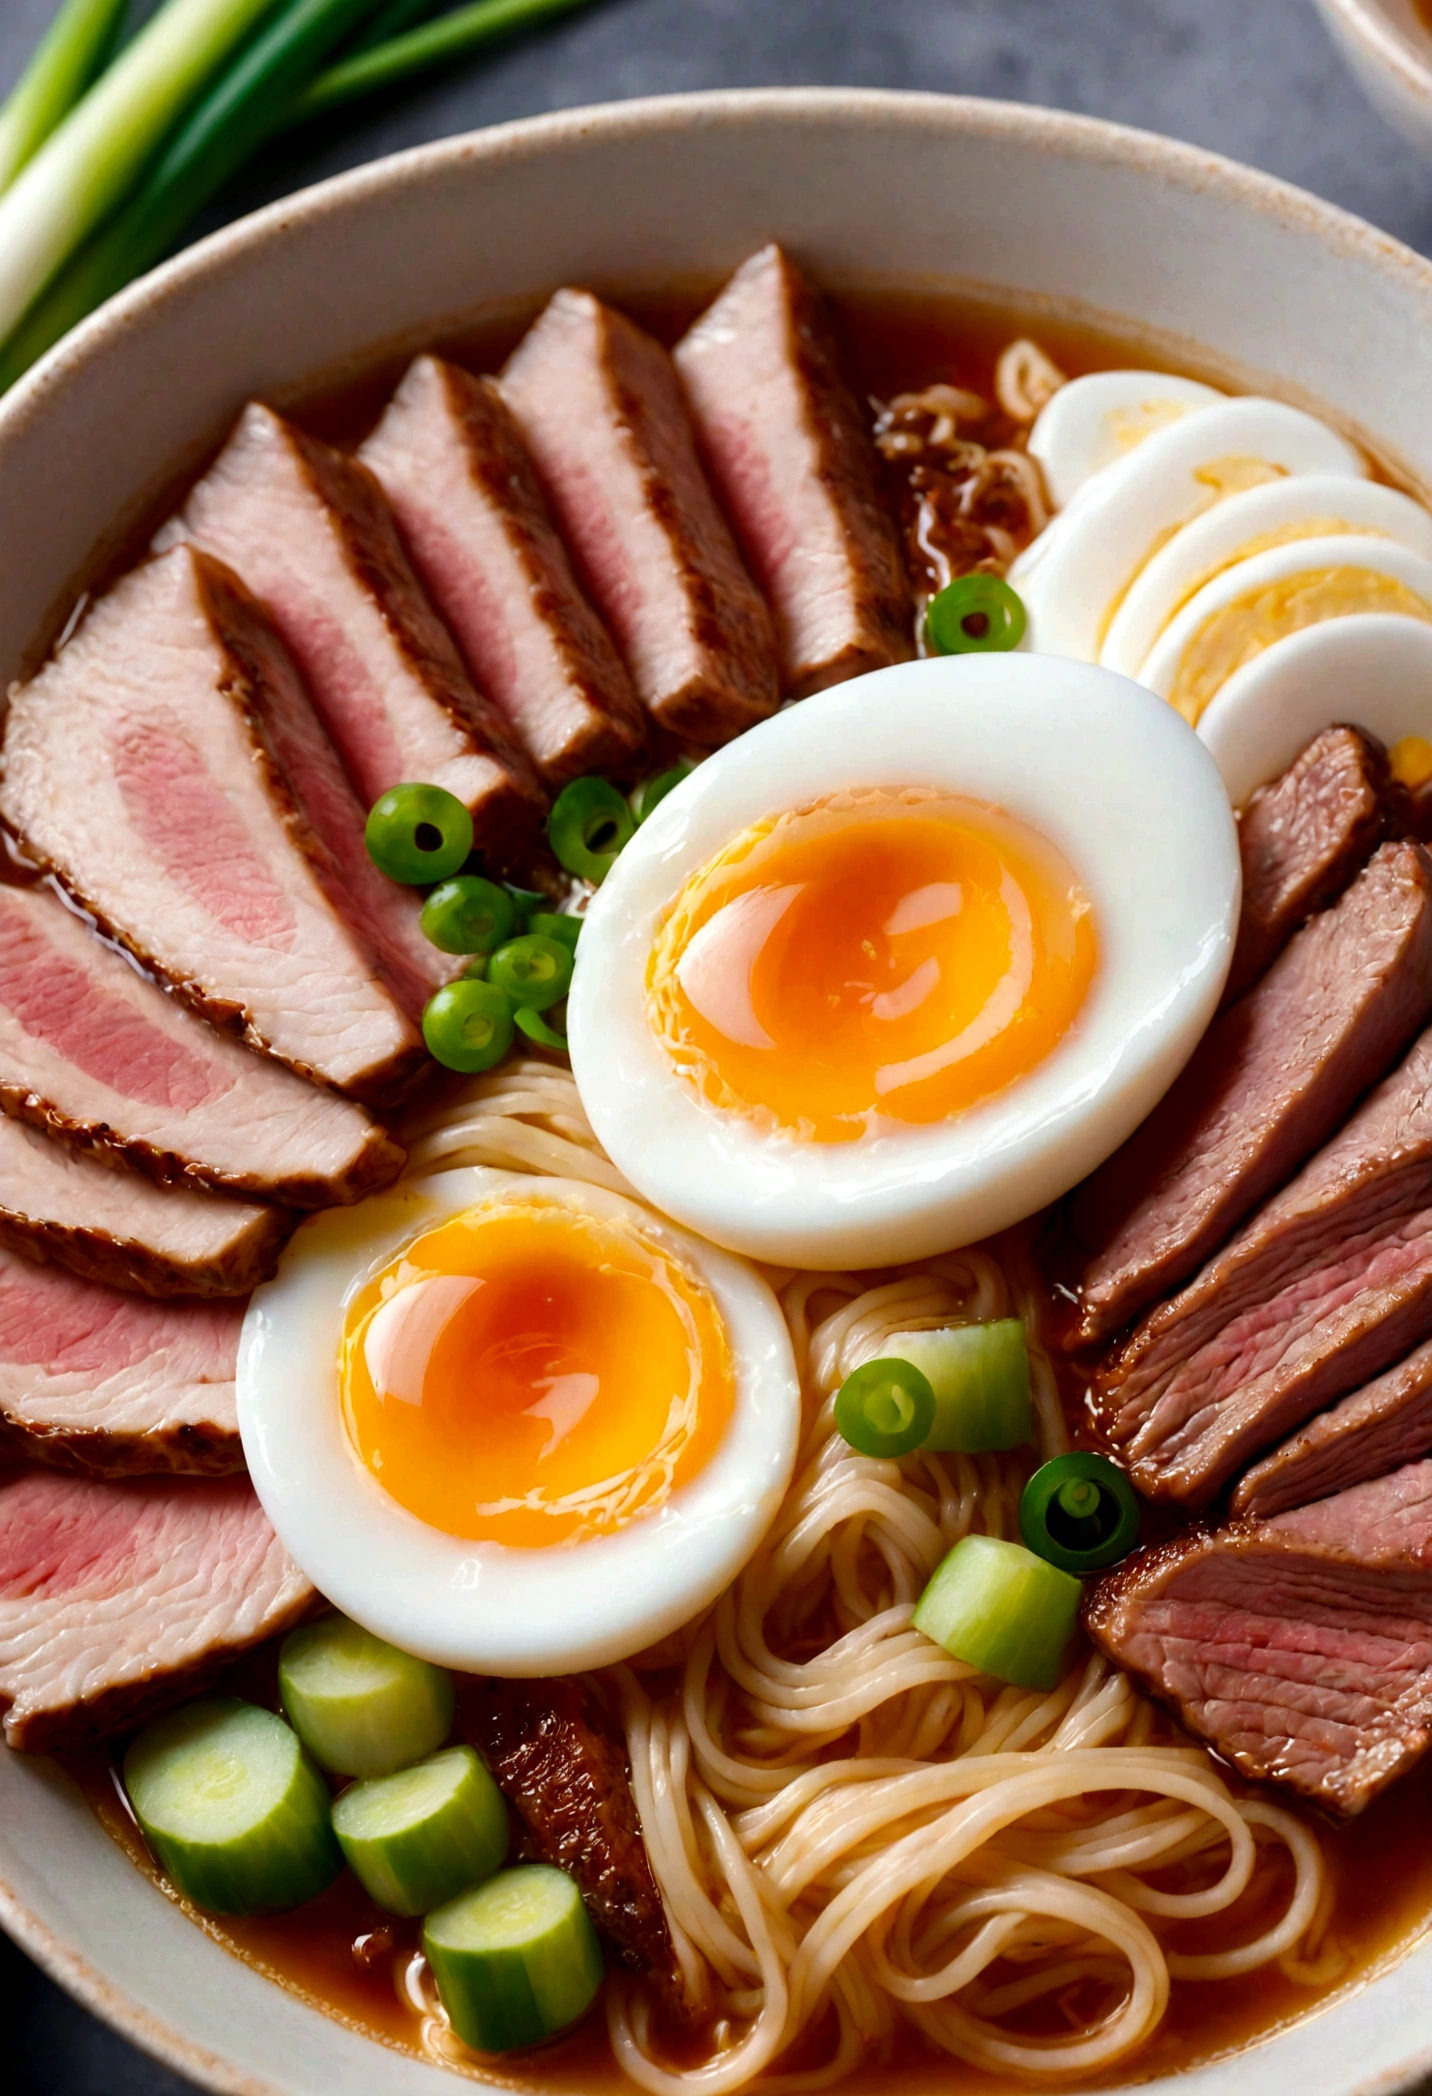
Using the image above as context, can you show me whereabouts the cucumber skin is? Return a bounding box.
[279,1617,455,1777]
[125,1700,343,1917]
[425,1866,605,2053]
[333,1746,509,1917]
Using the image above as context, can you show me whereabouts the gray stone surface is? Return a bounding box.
[1,0,1430,2090]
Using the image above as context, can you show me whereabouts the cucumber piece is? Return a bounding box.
[123,1697,341,1916]
[913,1533,1081,1691]
[424,1863,605,2053]
[332,1744,509,1917]
[886,1320,1032,1452]
[279,1615,454,1777]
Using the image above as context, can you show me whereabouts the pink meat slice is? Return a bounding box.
[1233,1337,1432,1518]
[0,1112,289,1298]
[1084,1459,1432,1814]
[163,402,544,862]
[362,356,645,787]
[0,883,403,1207]
[0,546,425,1105]
[501,289,780,743]
[0,1467,312,1751]
[0,1249,242,1476]
[674,245,913,695]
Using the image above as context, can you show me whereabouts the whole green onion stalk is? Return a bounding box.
[0,0,279,344]
[294,0,595,121]
[0,0,127,196]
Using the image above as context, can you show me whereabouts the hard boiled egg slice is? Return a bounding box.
[568,654,1237,1270]
[1197,613,1432,807]
[1100,476,1432,679]
[238,1168,799,1673]
[1137,536,1432,725]
[1009,399,1366,661]
[1029,370,1225,509]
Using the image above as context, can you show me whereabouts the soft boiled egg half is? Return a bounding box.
[568,653,1239,1270]
[238,1169,800,1672]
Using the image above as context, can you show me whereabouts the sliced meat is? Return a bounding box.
[1095,1025,1432,1503]
[463,1676,673,1983]
[1233,1337,1432,1518]
[674,244,913,695]
[1069,840,1432,1344]
[0,1468,311,1752]
[1224,723,1390,1005]
[1084,1459,1432,1814]
[0,546,425,1105]
[501,289,780,743]
[0,1250,242,1477]
[361,356,645,787]
[0,1111,289,1298]
[164,402,544,861]
[0,883,403,1207]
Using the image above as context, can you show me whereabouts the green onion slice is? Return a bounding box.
[913,1534,1081,1691]
[548,776,635,885]
[365,782,473,884]
[513,1006,569,1053]
[503,883,548,927]
[488,934,573,1013]
[926,574,1027,656]
[630,761,693,824]
[835,1357,936,1460]
[422,980,515,1074]
[1019,1452,1141,1574]
[883,1321,1032,1453]
[420,875,516,955]
[525,910,581,955]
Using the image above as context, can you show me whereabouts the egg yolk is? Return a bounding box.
[646,788,1096,1143]
[341,1198,733,1547]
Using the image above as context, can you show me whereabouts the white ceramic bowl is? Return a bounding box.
[1313,0,1432,159]
[4,86,1432,2096]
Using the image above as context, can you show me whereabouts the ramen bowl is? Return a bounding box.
[3,87,1432,2096]
[1313,0,1432,159]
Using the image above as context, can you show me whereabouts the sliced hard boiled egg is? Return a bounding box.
[1029,370,1225,510]
[1009,398,1366,661]
[568,654,1238,1270]
[1100,476,1432,679]
[1136,535,1432,725]
[238,1169,800,1673]
[1197,613,1432,807]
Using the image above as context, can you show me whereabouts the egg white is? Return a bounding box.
[1197,614,1432,806]
[567,654,1239,1270]
[237,1169,801,1674]
[1029,370,1224,510]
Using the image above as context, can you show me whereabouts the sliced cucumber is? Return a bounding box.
[913,1533,1082,1691]
[886,1320,1033,1452]
[424,1863,605,2054]
[333,1745,509,1918]
[123,1697,341,1916]
[278,1615,454,1778]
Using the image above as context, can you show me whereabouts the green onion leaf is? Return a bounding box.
[913,1534,1081,1691]
[295,0,598,123]
[0,0,127,198]
[883,1321,1032,1453]
[513,1006,568,1052]
[1019,1452,1141,1574]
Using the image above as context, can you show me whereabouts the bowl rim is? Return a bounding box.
[8,78,1432,2096]
[1315,0,1432,108]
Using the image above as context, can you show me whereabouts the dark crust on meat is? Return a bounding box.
[1232,1338,1432,1518]
[435,364,646,785]
[774,249,914,693]
[0,1197,292,1301]
[0,1076,405,1210]
[0,1406,243,1478]
[463,1676,675,1985]
[285,420,547,860]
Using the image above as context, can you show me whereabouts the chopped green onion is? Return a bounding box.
[0,0,279,349]
[548,775,634,885]
[332,1744,508,1918]
[295,0,598,123]
[488,933,573,1012]
[423,979,515,1074]
[424,1863,605,2053]
[503,883,548,928]
[883,1322,1032,1453]
[279,1617,455,1778]
[513,1007,568,1052]
[525,910,581,955]
[1019,1452,1141,1574]
[630,761,692,824]
[124,1697,342,1915]
[420,875,516,954]
[365,782,473,884]
[461,953,490,981]
[926,574,1027,656]
[913,1534,1082,1691]
[0,0,127,198]
[834,1356,935,1459]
